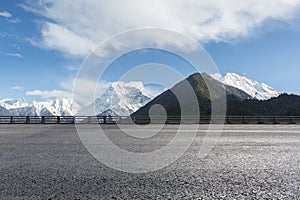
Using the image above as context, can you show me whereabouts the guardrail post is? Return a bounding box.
[41,116,45,124]
[26,116,30,124]
[10,116,13,124]
[258,116,262,124]
[289,117,295,124]
[57,116,60,124]
[72,116,75,124]
[226,117,230,124]
[242,117,246,124]
[103,116,107,124]
[273,116,278,124]
[88,116,91,124]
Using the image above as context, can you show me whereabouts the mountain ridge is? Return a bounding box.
[133,73,300,118]
[0,98,80,116]
[217,73,279,100]
[78,81,152,116]
[0,72,294,116]
[133,72,251,117]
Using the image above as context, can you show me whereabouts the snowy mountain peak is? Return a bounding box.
[0,81,156,117]
[0,73,280,116]
[0,98,30,110]
[111,81,144,90]
[97,81,151,116]
[109,81,156,98]
[31,98,81,116]
[0,98,80,116]
[79,81,152,116]
[220,73,279,100]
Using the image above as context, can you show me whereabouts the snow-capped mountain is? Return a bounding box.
[0,81,155,116]
[0,73,280,116]
[79,81,152,116]
[0,98,80,116]
[217,73,279,100]
[0,98,30,110]
[0,106,10,116]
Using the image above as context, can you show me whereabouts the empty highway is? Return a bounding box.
[1,124,300,199]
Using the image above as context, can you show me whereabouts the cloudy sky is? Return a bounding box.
[1,0,300,101]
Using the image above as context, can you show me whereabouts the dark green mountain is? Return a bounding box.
[132,73,251,118]
[227,93,300,116]
[132,73,300,118]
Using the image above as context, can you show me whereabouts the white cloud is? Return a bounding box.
[26,89,73,99]
[11,86,23,90]
[9,18,22,24]
[23,0,300,57]
[40,23,95,56]
[62,78,112,105]
[0,52,23,58]
[65,65,79,72]
[0,11,12,18]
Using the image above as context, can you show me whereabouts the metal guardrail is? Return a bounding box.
[0,116,133,124]
[133,116,300,124]
[0,116,300,124]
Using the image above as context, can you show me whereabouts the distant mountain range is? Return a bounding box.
[0,98,80,116]
[0,72,293,116]
[133,73,300,117]
[0,81,153,116]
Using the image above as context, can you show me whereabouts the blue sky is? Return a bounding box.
[1,0,300,101]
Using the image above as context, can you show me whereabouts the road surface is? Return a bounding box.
[0,124,299,199]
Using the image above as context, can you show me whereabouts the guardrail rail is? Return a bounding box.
[0,116,300,124]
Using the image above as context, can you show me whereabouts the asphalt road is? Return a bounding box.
[0,124,300,199]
